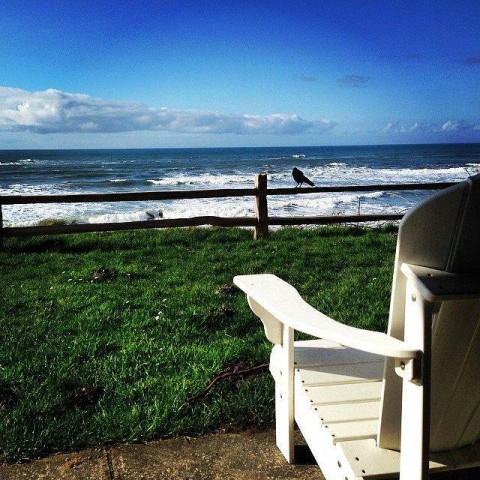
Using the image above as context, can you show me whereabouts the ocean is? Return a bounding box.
[1,144,479,227]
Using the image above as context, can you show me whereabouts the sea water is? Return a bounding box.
[1,144,479,227]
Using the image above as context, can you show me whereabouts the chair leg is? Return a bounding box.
[275,325,295,463]
[399,284,432,480]
[400,377,430,480]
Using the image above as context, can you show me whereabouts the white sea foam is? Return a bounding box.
[0,158,35,166]
[147,172,254,187]
[466,163,480,170]
[305,165,470,185]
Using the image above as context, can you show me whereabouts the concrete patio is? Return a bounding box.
[1,429,480,480]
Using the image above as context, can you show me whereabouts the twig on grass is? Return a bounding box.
[181,362,269,409]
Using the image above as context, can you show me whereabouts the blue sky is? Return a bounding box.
[1,0,479,148]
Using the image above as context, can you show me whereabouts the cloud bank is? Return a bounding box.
[0,87,335,136]
[381,120,479,135]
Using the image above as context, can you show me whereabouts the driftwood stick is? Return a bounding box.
[181,363,269,408]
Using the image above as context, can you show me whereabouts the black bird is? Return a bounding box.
[292,167,315,187]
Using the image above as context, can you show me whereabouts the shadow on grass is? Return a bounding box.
[2,227,254,255]
[3,233,153,254]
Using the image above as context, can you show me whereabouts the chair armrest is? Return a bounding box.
[401,263,480,302]
[234,273,421,359]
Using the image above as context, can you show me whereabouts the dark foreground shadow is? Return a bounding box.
[293,445,316,465]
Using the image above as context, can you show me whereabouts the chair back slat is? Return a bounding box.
[430,299,480,451]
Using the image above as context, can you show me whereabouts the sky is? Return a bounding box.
[0,0,479,149]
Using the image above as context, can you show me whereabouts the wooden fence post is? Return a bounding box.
[254,173,269,239]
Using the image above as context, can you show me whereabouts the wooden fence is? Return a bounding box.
[0,174,455,244]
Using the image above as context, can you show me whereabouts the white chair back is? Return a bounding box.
[379,174,480,452]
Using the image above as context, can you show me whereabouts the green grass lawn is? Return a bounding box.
[0,226,397,461]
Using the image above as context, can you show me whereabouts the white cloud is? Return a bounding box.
[381,122,419,134]
[441,120,458,131]
[0,87,335,136]
[381,122,395,133]
[439,120,473,132]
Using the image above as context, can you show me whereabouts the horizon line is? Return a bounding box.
[2,141,480,152]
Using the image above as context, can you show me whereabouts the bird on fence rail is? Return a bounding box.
[292,167,315,187]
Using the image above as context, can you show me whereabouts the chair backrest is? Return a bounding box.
[378,173,480,452]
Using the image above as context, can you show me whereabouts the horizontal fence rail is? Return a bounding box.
[0,182,455,205]
[3,217,257,237]
[0,176,456,244]
[266,182,455,195]
[0,188,257,205]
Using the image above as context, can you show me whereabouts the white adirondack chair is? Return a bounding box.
[234,174,480,480]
